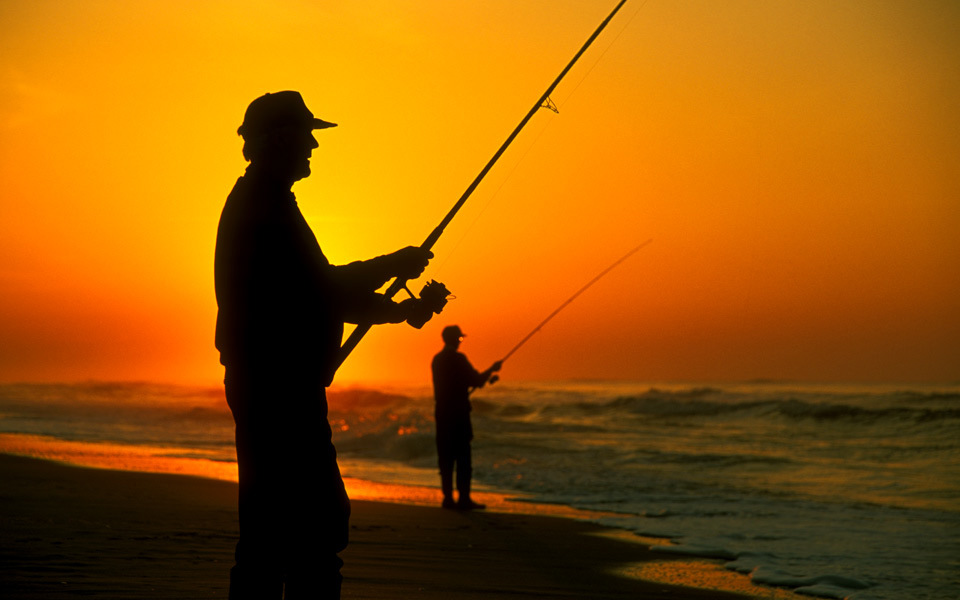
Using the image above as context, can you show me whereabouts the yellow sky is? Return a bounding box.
[1,0,958,386]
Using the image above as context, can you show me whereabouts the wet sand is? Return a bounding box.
[0,453,753,599]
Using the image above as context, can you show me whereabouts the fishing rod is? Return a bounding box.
[332,0,630,376]
[501,239,652,363]
[474,240,650,392]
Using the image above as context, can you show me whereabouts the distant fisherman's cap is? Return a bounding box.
[442,325,465,343]
[237,91,337,137]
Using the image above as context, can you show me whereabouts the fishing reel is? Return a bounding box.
[405,280,452,329]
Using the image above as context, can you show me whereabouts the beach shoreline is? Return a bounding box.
[0,452,773,599]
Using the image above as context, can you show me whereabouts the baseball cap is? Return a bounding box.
[237,91,337,137]
[442,325,465,344]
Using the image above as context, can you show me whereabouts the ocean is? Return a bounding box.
[1,380,957,600]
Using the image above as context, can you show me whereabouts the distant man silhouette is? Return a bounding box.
[431,325,502,510]
[215,90,434,600]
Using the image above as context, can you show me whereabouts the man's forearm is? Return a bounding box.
[331,257,394,291]
[341,293,406,325]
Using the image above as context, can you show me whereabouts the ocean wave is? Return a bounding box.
[641,449,795,467]
[891,390,960,404]
[529,389,960,425]
[749,568,873,598]
[774,398,960,423]
[328,388,413,410]
[336,429,436,463]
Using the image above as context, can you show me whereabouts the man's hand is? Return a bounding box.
[388,246,433,280]
[399,297,435,329]
[482,361,503,387]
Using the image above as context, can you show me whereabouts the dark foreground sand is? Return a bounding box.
[0,454,752,599]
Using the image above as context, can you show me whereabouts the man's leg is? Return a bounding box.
[282,469,349,599]
[455,440,484,510]
[454,442,472,502]
[457,421,482,509]
[283,383,350,600]
[226,372,285,600]
[436,429,456,508]
[229,540,283,600]
[284,555,344,600]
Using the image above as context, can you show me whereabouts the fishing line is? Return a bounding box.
[554,0,647,108]
[433,2,646,277]
[429,115,555,278]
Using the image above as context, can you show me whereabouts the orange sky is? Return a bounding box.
[1,0,958,386]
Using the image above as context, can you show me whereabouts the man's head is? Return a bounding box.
[442,325,464,349]
[237,91,336,182]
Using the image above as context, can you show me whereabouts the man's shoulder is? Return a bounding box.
[432,350,470,372]
[221,175,297,224]
[222,176,257,213]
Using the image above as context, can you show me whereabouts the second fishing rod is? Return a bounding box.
[333,0,630,377]
[475,239,651,391]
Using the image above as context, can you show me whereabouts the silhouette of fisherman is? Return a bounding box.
[431,325,502,510]
[215,90,434,599]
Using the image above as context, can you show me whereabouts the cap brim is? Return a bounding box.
[312,118,337,129]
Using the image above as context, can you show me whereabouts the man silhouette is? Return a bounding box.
[431,325,502,510]
[215,90,434,599]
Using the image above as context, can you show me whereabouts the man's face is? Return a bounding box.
[285,127,320,182]
[254,125,320,183]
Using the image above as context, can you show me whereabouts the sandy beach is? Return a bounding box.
[0,453,760,599]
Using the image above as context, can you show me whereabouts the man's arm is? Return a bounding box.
[464,356,503,389]
[329,246,434,325]
[338,294,426,326]
[477,360,503,388]
[332,246,432,291]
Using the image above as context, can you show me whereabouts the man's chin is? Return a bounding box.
[293,163,311,181]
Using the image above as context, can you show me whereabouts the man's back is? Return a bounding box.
[214,169,340,373]
[432,348,482,423]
